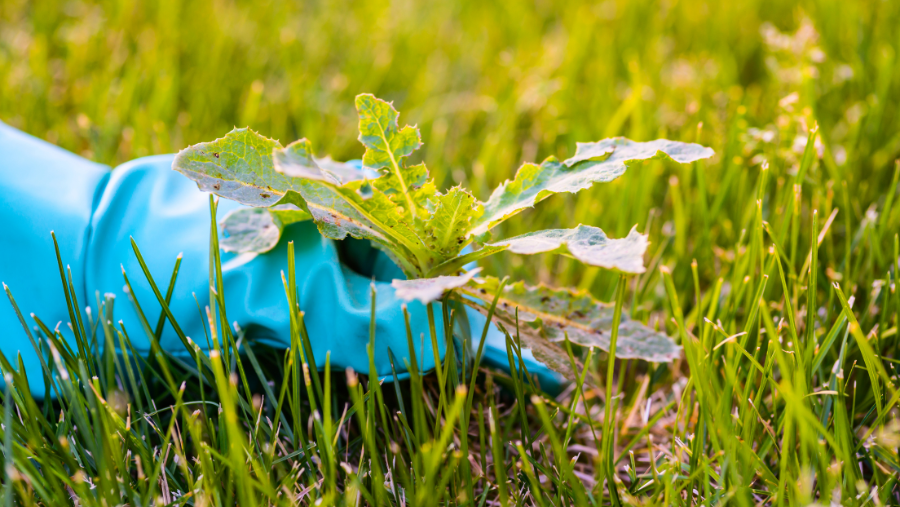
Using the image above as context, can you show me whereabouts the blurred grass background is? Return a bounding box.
[2,0,898,295]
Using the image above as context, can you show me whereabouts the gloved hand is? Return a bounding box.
[0,121,563,395]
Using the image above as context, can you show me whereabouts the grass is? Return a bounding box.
[3,0,900,505]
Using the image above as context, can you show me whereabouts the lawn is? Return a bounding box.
[2,0,900,505]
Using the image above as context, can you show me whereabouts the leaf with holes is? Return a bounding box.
[422,186,483,259]
[458,277,681,377]
[275,182,430,278]
[468,138,714,238]
[356,94,427,220]
[392,268,482,304]
[487,225,648,273]
[173,127,301,206]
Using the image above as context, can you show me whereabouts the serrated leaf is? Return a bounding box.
[173,127,303,206]
[219,208,311,254]
[356,94,423,171]
[372,163,436,219]
[274,139,375,185]
[459,277,680,378]
[392,268,482,304]
[276,183,391,244]
[469,138,714,237]
[356,94,427,221]
[277,181,431,277]
[488,225,648,273]
[423,186,484,259]
[565,138,714,167]
[459,279,580,378]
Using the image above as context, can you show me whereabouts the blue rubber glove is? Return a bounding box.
[0,121,563,395]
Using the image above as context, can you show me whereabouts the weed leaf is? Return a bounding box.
[219,208,310,254]
[488,225,648,273]
[277,183,426,277]
[172,127,298,206]
[272,138,434,272]
[274,138,374,184]
[460,277,680,377]
[392,268,482,304]
[356,94,423,172]
[423,186,484,259]
[470,138,714,238]
[356,94,426,220]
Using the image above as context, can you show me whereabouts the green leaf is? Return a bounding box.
[392,268,482,304]
[356,93,425,219]
[272,209,311,225]
[356,94,423,171]
[372,162,438,220]
[270,108,441,276]
[219,208,310,254]
[469,138,714,238]
[274,138,374,185]
[487,225,648,273]
[459,277,680,378]
[372,162,429,196]
[172,127,301,207]
[277,182,428,277]
[422,186,484,259]
[426,244,507,278]
[220,208,280,254]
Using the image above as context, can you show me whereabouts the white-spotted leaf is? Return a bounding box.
[392,268,482,304]
[460,277,681,378]
[423,186,484,259]
[469,138,714,237]
[172,127,300,206]
[488,225,648,273]
[276,182,428,278]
